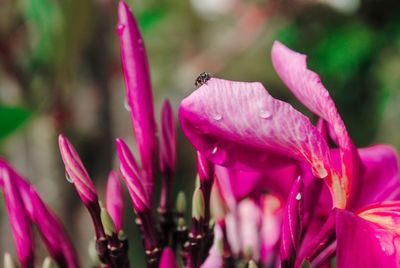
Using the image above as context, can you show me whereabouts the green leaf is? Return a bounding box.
[0,105,32,140]
[137,7,167,33]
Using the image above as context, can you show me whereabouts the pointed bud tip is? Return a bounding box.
[192,188,205,220]
[4,253,16,268]
[176,191,186,214]
[100,206,116,236]
[248,260,258,268]
[42,257,57,268]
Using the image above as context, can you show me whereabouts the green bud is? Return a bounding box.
[3,253,16,268]
[248,260,258,268]
[177,217,186,229]
[118,230,127,241]
[42,257,57,268]
[192,188,205,220]
[195,174,200,188]
[176,191,187,214]
[100,206,116,236]
[88,237,100,266]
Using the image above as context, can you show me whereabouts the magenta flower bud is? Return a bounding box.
[117,0,157,204]
[116,138,149,212]
[160,100,176,174]
[159,247,178,268]
[159,100,176,212]
[58,134,98,205]
[0,159,79,268]
[196,151,214,222]
[0,167,34,268]
[106,170,124,232]
[58,134,105,242]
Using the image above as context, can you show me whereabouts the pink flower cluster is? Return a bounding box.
[1,1,400,268]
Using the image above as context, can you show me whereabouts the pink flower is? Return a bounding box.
[106,170,124,232]
[0,159,79,268]
[178,40,400,266]
[117,0,157,205]
[116,137,150,212]
[58,134,98,206]
[58,134,106,242]
[0,166,34,268]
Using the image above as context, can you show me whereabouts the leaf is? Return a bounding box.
[0,105,32,140]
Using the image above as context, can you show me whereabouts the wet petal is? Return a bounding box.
[336,208,400,267]
[179,78,332,178]
[272,41,359,207]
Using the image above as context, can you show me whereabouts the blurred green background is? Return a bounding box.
[0,0,400,266]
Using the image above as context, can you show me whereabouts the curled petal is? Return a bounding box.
[58,134,98,205]
[116,138,149,212]
[0,167,34,268]
[179,78,332,178]
[106,170,124,232]
[160,100,176,174]
[350,145,400,210]
[117,0,157,194]
[271,41,359,207]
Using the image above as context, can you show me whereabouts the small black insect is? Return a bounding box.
[195,72,212,87]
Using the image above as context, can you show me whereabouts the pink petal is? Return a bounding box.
[106,170,124,232]
[160,100,176,174]
[58,134,98,205]
[179,77,332,179]
[336,208,400,267]
[349,144,400,210]
[116,138,149,212]
[201,225,224,268]
[271,41,359,207]
[0,167,34,268]
[117,1,157,194]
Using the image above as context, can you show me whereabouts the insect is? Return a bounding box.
[195,72,212,87]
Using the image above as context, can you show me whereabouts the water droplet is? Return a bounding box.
[116,24,125,35]
[209,146,227,165]
[213,113,222,121]
[137,39,143,45]
[295,192,302,201]
[259,109,272,119]
[124,98,131,111]
[65,172,73,183]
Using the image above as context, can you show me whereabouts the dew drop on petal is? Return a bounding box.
[65,172,73,184]
[116,24,125,35]
[124,98,131,111]
[295,192,302,201]
[259,109,272,119]
[213,113,222,121]
[209,146,227,165]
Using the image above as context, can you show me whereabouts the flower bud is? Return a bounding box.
[192,188,205,221]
